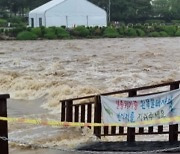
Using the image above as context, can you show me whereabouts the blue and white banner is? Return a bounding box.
[101,89,180,127]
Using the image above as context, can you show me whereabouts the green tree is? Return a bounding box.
[90,0,152,23]
[152,0,180,21]
[170,0,180,20]
[0,0,51,16]
[152,0,171,21]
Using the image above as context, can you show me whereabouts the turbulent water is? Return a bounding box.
[0,38,180,153]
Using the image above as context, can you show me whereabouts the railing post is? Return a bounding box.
[66,100,73,122]
[81,104,85,123]
[127,90,136,142]
[0,94,10,154]
[94,95,101,138]
[60,101,66,121]
[87,104,92,129]
[74,105,79,122]
[169,83,179,142]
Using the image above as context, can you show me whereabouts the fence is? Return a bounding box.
[60,80,180,142]
[1,81,180,154]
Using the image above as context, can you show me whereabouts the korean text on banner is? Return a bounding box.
[101,89,180,127]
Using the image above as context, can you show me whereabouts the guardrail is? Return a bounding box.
[60,80,180,142]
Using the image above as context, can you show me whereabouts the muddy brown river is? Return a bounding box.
[0,38,180,153]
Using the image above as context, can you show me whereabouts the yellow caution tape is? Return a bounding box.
[0,116,180,127]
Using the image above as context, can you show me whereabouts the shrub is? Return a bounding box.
[8,16,27,28]
[148,32,160,37]
[56,27,70,39]
[0,19,7,27]
[103,27,119,38]
[0,28,4,34]
[136,29,145,37]
[44,27,57,39]
[125,28,137,37]
[144,26,155,33]
[17,31,37,40]
[101,26,106,32]
[31,27,42,37]
[0,11,8,18]
[175,30,180,36]
[171,20,180,24]
[162,26,177,36]
[4,29,9,35]
[119,22,125,26]
[117,26,125,36]
[145,19,165,24]
[90,27,103,36]
[133,23,144,29]
[159,31,169,37]
[72,26,90,37]
[154,25,164,32]
[10,22,26,28]
[61,25,66,29]
[144,23,150,26]
[8,16,23,23]
[8,16,27,27]
[40,26,46,36]
[93,27,102,36]
[7,26,27,37]
[44,32,57,39]
[127,23,133,28]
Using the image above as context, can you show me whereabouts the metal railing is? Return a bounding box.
[60,80,180,142]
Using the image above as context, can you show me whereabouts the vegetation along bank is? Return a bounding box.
[0,24,180,40]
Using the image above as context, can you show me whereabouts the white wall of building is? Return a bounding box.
[29,0,107,28]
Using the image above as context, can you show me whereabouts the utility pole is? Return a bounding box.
[108,0,111,23]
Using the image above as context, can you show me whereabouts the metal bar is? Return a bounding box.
[119,127,124,134]
[87,104,92,129]
[136,90,168,97]
[81,105,85,123]
[0,94,10,154]
[94,95,101,138]
[0,95,9,99]
[104,126,109,135]
[169,83,179,142]
[61,101,66,121]
[66,100,73,122]
[111,126,116,135]
[127,90,137,142]
[158,126,163,133]
[60,80,180,102]
[139,127,144,134]
[148,127,153,133]
[169,124,178,142]
[72,102,94,106]
[74,105,79,122]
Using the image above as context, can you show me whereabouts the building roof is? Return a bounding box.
[30,0,66,14]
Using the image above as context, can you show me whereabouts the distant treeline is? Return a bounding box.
[0,0,50,17]
[1,24,180,40]
[90,0,180,23]
[0,0,180,23]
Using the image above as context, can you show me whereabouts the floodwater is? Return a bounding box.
[0,38,180,153]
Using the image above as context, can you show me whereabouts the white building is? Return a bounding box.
[29,0,107,28]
